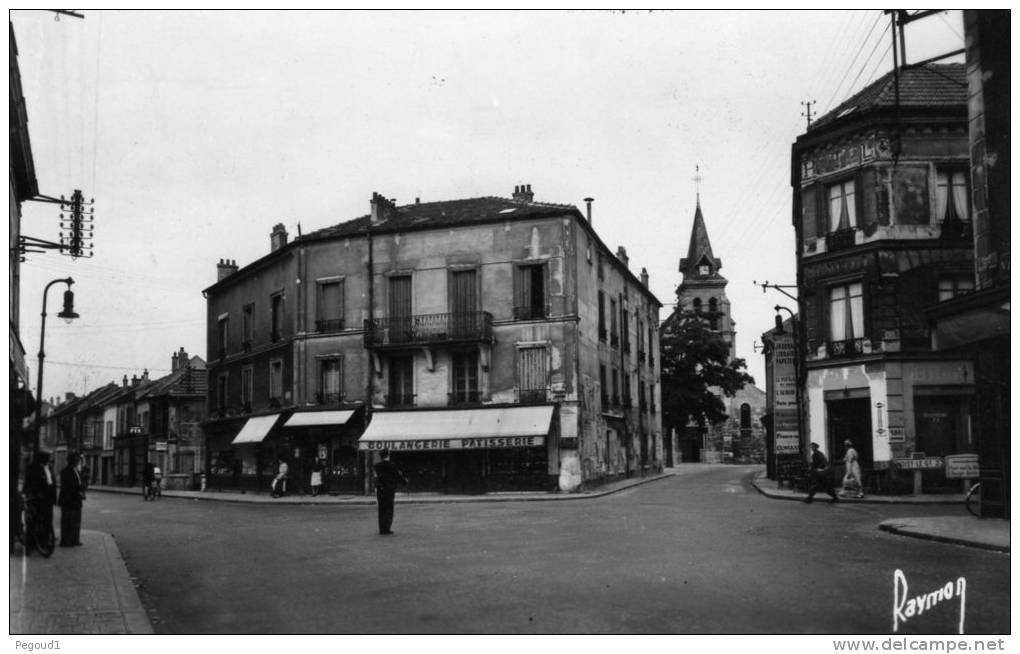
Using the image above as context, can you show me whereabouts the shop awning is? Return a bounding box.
[231,414,281,445]
[284,410,356,428]
[358,405,554,452]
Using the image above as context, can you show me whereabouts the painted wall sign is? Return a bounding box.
[360,436,545,451]
[944,454,980,479]
[887,427,905,443]
[776,437,800,454]
[894,457,944,470]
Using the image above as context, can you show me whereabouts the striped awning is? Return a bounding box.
[358,405,554,452]
[284,410,356,428]
[231,414,281,445]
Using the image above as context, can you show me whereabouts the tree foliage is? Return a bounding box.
[659,312,755,429]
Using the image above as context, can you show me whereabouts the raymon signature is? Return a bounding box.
[893,569,967,634]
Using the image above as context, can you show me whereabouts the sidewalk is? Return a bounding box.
[87,468,681,505]
[10,530,153,634]
[752,471,1010,554]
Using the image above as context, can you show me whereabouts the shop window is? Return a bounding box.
[450,351,479,405]
[316,280,344,332]
[318,358,343,404]
[935,170,969,223]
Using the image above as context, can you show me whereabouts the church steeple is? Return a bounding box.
[679,201,724,281]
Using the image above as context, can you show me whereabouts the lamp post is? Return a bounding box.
[34,277,79,454]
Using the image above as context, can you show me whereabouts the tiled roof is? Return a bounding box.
[139,364,208,399]
[810,63,967,130]
[300,196,579,242]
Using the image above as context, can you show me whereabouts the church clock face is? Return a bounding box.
[699,264,710,276]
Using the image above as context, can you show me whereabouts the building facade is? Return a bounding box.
[203,185,663,494]
[792,63,976,493]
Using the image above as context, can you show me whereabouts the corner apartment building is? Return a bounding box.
[203,185,662,494]
[791,63,975,493]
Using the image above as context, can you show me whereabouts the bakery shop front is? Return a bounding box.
[358,404,559,494]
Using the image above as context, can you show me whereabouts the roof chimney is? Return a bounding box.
[123,375,128,387]
[270,223,289,251]
[171,351,178,373]
[512,184,534,203]
[583,197,594,223]
[65,392,76,401]
[217,258,238,281]
[131,374,139,386]
[617,246,629,269]
[179,347,188,370]
[370,192,397,225]
[142,369,150,381]
[640,267,649,287]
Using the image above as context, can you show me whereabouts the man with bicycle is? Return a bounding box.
[23,451,57,551]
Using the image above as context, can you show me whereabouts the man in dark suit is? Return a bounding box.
[24,450,57,544]
[58,452,86,546]
[373,450,408,535]
[803,442,839,504]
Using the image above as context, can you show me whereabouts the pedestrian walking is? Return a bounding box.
[271,457,289,498]
[803,442,838,504]
[373,450,408,535]
[58,452,86,546]
[310,458,325,497]
[842,439,864,499]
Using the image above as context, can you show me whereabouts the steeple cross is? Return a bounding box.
[692,165,703,203]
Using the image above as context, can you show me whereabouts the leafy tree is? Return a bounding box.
[659,311,755,430]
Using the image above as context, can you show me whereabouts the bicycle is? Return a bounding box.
[965,482,981,517]
[143,479,162,500]
[16,494,56,557]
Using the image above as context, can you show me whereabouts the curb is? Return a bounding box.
[87,471,677,506]
[749,472,965,505]
[877,523,1010,554]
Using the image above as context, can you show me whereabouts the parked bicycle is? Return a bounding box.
[965,482,981,517]
[143,463,163,501]
[15,494,56,557]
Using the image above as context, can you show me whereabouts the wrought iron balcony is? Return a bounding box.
[316,318,344,332]
[826,228,857,252]
[513,305,547,321]
[517,388,547,404]
[315,392,344,405]
[826,337,869,359]
[939,219,973,242]
[364,311,493,348]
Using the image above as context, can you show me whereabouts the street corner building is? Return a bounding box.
[201,185,664,495]
[789,54,1009,510]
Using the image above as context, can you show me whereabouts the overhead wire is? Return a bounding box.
[823,11,885,113]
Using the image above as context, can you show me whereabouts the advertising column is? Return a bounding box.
[771,330,802,478]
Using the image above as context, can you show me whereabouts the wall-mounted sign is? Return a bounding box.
[155,441,168,452]
[894,457,944,470]
[776,437,800,455]
[944,454,979,479]
[887,427,905,443]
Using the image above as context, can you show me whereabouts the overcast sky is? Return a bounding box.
[14,9,966,402]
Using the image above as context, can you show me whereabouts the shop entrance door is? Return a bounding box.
[826,397,873,467]
[444,451,485,494]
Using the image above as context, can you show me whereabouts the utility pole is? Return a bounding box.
[800,100,816,128]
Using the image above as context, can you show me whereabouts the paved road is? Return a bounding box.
[87,465,1009,634]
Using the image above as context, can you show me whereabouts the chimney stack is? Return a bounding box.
[217,258,238,281]
[123,375,128,387]
[583,197,594,223]
[617,246,629,269]
[512,184,534,203]
[65,392,76,401]
[142,369,149,381]
[370,192,397,225]
[132,375,139,386]
[640,267,649,287]
[172,352,178,373]
[179,347,189,369]
[270,223,289,251]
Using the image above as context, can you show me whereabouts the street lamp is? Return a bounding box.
[34,277,78,453]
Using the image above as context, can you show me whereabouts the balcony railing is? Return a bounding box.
[316,392,344,405]
[826,227,857,252]
[316,318,344,332]
[939,219,972,242]
[826,337,869,359]
[513,305,547,321]
[364,311,493,348]
[448,390,482,406]
[517,388,547,404]
[386,393,415,408]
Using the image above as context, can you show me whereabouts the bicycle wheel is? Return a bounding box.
[965,483,981,517]
[33,521,55,557]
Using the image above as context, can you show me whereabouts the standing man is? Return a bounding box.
[24,450,57,548]
[803,442,839,504]
[373,450,407,535]
[58,452,86,546]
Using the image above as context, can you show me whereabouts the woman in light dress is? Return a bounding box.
[843,439,864,498]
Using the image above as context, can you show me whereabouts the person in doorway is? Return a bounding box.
[271,457,289,498]
[310,458,325,497]
[373,450,407,535]
[842,439,864,499]
[803,442,838,504]
[58,452,86,546]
